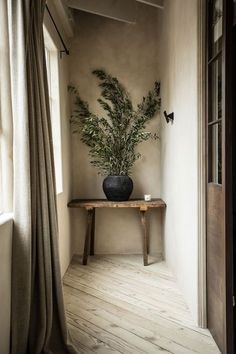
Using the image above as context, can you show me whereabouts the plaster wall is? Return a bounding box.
[160,0,199,322]
[69,4,163,255]
[44,1,74,276]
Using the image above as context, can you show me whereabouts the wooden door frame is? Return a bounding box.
[223,0,234,351]
[197,0,207,329]
[197,1,235,351]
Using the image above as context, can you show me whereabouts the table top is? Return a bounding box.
[68,198,166,209]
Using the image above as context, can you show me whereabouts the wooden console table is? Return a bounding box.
[68,199,166,266]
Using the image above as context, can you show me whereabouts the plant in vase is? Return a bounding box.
[68,69,161,201]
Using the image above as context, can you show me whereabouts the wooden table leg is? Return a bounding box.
[140,209,148,266]
[82,208,93,265]
[90,208,96,256]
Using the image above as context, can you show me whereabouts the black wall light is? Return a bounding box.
[164,111,174,124]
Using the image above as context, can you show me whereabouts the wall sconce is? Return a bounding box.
[164,111,174,124]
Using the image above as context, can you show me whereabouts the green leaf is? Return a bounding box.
[68,73,161,175]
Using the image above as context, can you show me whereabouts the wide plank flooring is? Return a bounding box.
[63,255,220,354]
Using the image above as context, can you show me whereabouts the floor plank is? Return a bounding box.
[63,255,220,354]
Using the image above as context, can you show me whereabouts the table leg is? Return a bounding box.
[90,208,96,256]
[140,210,148,266]
[82,208,93,265]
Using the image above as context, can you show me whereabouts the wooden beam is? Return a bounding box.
[136,0,164,8]
[67,0,137,24]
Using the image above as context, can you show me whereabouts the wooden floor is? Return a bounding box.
[63,255,220,354]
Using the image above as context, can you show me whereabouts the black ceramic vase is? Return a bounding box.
[103,175,133,201]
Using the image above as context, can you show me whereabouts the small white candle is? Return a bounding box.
[144,194,151,201]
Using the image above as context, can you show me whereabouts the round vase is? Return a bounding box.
[103,175,133,201]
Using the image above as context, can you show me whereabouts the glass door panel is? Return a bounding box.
[210,0,223,57]
[208,0,223,185]
[208,122,222,183]
[209,57,222,123]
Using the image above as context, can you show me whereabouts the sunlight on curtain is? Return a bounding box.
[0,1,13,214]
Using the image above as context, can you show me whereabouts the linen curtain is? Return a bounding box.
[0,1,13,213]
[2,1,77,353]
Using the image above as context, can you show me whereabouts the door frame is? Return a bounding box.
[197,0,207,329]
[197,1,235,351]
[223,0,234,351]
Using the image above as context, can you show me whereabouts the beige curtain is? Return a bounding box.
[2,1,77,353]
[0,1,13,213]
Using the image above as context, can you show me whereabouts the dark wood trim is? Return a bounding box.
[206,0,209,182]
[206,1,235,352]
[82,208,94,265]
[223,0,234,352]
[140,210,148,266]
[90,209,96,256]
[206,0,212,182]
[208,118,222,126]
[232,20,236,352]
[208,49,222,65]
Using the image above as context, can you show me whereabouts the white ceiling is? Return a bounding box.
[66,0,164,24]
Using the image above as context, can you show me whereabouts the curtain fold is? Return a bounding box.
[0,0,13,213]
[7,0,77,353]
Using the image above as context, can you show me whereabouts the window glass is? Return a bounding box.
[43,27,63,194]
[208,122,222,184]
[210,0,223,58]
[208,0,223,185]
[209,56,222,123]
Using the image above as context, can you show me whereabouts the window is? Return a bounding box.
[43,27,63,194]
[207,0,223,184]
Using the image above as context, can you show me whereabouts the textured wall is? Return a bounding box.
[160,0,199,323]
[69,4,163,255]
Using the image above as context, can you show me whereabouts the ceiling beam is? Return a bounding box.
[67,0,137,24]
[136,0,164,8]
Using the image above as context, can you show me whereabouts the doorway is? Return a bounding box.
[206,0,235,353]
